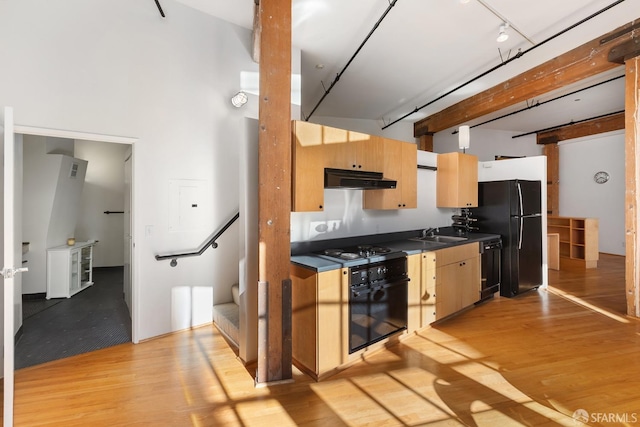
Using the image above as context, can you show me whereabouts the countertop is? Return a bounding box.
[291,229,501,272]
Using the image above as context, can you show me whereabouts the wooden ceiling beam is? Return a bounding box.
[536,112,625,144]
[414,19,640,137]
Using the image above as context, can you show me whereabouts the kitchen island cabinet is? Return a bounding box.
[436,152,478,208]
[434,242,480,320]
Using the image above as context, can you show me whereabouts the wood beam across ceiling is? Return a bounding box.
[414,19,640,137]
[536,112,625,144]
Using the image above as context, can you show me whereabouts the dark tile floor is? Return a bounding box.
[16,266,132,369]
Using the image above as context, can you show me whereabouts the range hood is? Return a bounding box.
[324,168,397,190]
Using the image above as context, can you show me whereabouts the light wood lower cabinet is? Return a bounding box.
[407,252,436,333]
[291,264,348,380]
[434,243,481,320]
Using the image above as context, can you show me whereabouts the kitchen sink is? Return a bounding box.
[410,235,469,243]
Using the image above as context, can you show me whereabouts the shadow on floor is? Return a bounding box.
[16,266,132,369]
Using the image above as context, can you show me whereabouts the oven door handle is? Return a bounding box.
[375,277,410,290]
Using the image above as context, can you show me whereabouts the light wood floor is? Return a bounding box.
[4,254,639,426]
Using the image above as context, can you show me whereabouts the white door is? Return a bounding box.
[123,152,132,315]
[2,107,26,426]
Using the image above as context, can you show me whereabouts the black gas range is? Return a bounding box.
[315,244,406,263]
[313,244,409,353]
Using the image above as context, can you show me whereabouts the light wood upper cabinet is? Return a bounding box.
[292,120,326,212]
[292,120,417,212]
[436,152,478,208]
[363,139,417,210]
[324,130,383,171]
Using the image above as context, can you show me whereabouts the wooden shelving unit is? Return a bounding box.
[547,216,599,269]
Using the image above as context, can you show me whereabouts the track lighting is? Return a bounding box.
[231,91,248,108]
[497,23,509,43]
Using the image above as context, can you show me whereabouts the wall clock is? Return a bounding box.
[593,171,610,184]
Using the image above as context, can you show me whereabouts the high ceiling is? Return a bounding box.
[174,0,638,134]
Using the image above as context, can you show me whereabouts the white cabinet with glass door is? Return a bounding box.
[46,241,95,299]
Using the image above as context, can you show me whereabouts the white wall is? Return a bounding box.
[0,0,259,341]
[47,156,88,248]
[558,131,625,255]
[22,136,88,294]
[22,136,59,294]
[74,140,129,267]
[434,127,543,159]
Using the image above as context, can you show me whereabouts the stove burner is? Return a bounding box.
[324,249,344,257]
[318,245,396,260]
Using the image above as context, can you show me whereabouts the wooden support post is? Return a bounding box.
[543,143,559,216]
[256,0,293,384]
[418,133,434,152]
[624,56,640,318]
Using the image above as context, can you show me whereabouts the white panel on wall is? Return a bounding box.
[558,131,625,255]
[168,179,209,232]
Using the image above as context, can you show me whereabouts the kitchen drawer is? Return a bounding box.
[435,242,479,267]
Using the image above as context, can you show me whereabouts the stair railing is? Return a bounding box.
[155,211,239,267]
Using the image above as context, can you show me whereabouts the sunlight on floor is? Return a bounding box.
[236,399,298,426]
[304,329,581,426]
[548,286,630,323]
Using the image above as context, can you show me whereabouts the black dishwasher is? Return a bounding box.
[478,238,502,302]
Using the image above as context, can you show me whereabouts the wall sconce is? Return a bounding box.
[231,91,248,108]
[458,125,470,153]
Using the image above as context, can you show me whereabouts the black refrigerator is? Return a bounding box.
[471,180,542,297]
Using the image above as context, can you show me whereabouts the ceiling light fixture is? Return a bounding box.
[458,125,470,153]
[497,22,509,42]
[231,91,248,108]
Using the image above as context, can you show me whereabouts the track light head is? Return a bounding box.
[497,23,509,43]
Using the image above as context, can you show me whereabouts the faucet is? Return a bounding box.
[421,227,439,238]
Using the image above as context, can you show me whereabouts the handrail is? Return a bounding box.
[155,211,240,267]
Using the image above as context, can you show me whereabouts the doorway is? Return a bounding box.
[14,126,137,368]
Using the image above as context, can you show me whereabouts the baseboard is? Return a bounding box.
[22,292,46,301]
